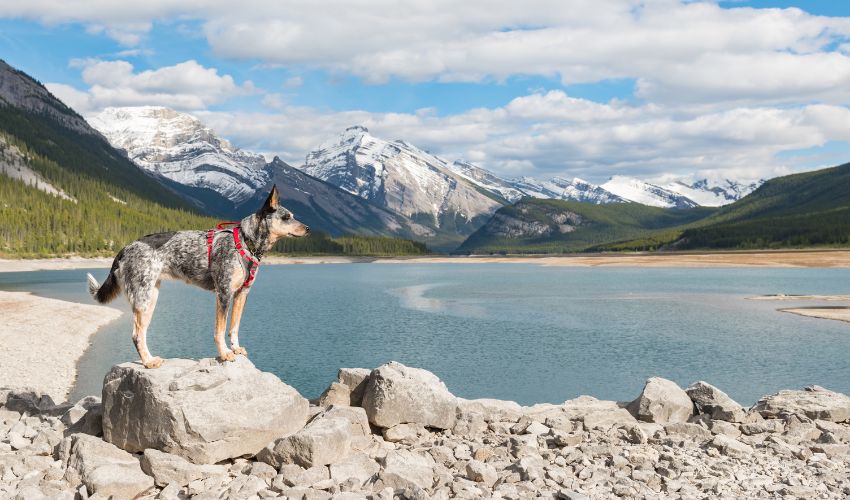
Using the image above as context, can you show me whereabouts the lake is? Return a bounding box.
[2,264,848,406]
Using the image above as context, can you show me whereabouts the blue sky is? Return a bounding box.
[1,1,849,183]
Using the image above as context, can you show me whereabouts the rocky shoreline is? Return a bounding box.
[1,359,849,499]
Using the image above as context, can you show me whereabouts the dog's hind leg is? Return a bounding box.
[215,294,236,362]
[133,286,162,369]
[228,290,249,357]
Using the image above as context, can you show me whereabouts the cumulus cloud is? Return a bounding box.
[19,0,850,181]
[6,1,850,105]
[48,59,253,113]
[192,90,850,182]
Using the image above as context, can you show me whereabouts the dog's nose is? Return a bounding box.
[304,225,310,234]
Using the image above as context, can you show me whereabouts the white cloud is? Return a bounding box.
[191,90,850,183]
[51,59,253,113]
[20,1,850,181]
[284,76,303,88]
[6,1,850,105]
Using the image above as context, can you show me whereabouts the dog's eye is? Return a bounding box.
[282,213,291,221]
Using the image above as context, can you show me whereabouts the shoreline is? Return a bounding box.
[0,290,122,403]
[3,248,850,272]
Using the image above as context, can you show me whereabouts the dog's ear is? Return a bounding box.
[258,184,280,217]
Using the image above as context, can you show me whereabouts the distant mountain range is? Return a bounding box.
[1,59,841,256]
[87,106,763,249]
[457,163,850,254]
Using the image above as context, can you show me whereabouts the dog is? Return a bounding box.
[86,185,309,368]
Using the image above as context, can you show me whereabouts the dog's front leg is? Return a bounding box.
[215,294,236,362]
[228,290,249,357]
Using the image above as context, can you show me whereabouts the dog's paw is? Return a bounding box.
[143,357,163,369]
[219,351,236,362]
[232,346,248,357]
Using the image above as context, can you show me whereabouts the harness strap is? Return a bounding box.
[206,222,260,290]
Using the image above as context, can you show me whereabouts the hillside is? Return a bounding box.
[672,162,850,249]
[461,162,850,255]
[455,199,715,254]
[0,61,218,256]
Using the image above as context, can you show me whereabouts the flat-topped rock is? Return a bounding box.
[754,385,850,422]
[102,357,308,464]
[361,362,457,430]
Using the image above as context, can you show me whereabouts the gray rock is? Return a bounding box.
[101,357,308,464]
[258,412,352,468]
[465,460,497,487]
[457,398,523,423]
[379,449,435,490]
[561,396,637,430]
[61,396,102,436]
[4,390,62,416]
[338,368,371,407]
[754,385,850,422]
[329,452,380,486]
[686,381,746,422]
[382,423,425,444]
[64,434,154,498]
[709,435,753,457]
[362,362,457,430]
[628,377,694,424]
[140,448,227,487]
[318,382,352,407]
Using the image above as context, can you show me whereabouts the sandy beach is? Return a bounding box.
[0,291,122,403]
[3,249,850,272]
[780,307,850,323]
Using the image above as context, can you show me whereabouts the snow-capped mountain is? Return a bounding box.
[601,176,700,208]
[90,106,269,206]
[660,178,764,207]
[511,177,624,204]
[448,160,527,202]
[302,126,502,228]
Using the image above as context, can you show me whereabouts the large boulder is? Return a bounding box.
[686,381,746,422]
[258,411,353,468]
[628,377,694,424]
[754,385,850,422]
[102,357,308,464]
[64,433,154,498]
[361,362,457,430]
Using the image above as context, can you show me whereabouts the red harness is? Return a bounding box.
[206,221,260,290]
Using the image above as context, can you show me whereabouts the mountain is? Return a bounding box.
[511,176,624,204]
[448,160,526,202]
[455,198,714,254]
[89,107,433,242]
[448,157,754,209]
[660,178,763,207]
[0,60,215,256]
[600,176,698,208]
[244,157,431,238]
[671,163,850,249]
[90,106,270,215]
[302,126,504,242]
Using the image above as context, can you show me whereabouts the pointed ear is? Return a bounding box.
[258,184,279,216]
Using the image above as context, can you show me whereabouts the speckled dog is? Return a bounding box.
[86,186,309,368]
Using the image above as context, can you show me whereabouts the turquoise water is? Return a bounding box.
[2,264,849,406]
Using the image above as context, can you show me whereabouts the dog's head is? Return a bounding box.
[256,185,310,239]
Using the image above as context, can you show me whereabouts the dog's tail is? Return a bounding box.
[87,256,121,304]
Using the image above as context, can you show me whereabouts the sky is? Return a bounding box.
[1,1,850,184]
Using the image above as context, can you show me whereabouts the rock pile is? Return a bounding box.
[1,358,849,499]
